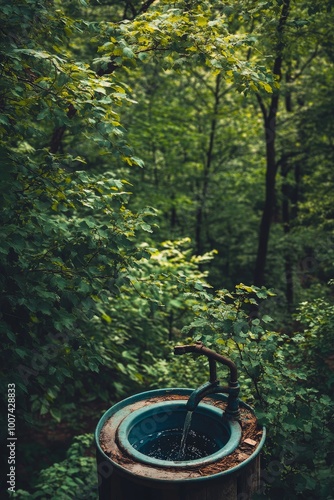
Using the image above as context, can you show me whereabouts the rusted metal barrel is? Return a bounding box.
[95,388,265,500]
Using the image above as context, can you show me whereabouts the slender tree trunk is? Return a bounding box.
[253,102,279,286]
[195,206,204,255]
[50,104,76,154]
[283,69,293,307]
[281,157,294,307]
[281,155,301,307]
[195,74,221,255]
[253,0,290,286]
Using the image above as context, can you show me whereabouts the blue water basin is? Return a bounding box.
[116,400,241,468]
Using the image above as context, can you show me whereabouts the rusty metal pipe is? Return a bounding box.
[174,342,240,419]
[174,341,238,383]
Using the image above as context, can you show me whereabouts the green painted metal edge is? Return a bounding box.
[116,400,242,468]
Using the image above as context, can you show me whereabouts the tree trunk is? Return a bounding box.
[253,0,290,286]
[281,157,294,307]
[253,105,279,286]
[195,74,221,255]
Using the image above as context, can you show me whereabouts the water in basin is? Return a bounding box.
[134,427,219,461]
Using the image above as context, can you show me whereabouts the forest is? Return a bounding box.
[0,0,333,498]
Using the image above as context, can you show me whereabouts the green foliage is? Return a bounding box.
[15,434,97,499]
[0,154,156,415]
[93,238,215,396]
[295,296,334,392]
[94,1,275,94]
[181,285,334,498]
[0,0,156,426]
[146,351,209,390]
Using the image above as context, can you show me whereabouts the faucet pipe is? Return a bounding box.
[174,342,240,419]
[174,342,238,383]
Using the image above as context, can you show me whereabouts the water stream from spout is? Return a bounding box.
[177,410,193,460]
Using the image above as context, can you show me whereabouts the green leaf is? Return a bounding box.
[123,47,135,58]
[262,314,273,323]
[6,330,17,343]
[40,403,49,415]
[141,222,153,233]
[15,348,27,359]
[50,408,62,423]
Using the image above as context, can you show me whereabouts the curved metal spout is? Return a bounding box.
[186,381,219,412]
[174,342,240,419]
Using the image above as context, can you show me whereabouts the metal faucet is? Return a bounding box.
[174,341,240,419]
